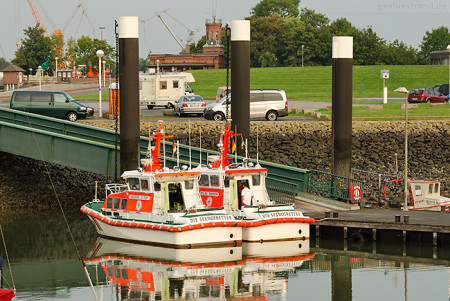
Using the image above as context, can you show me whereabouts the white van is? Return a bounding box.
[203,90,288,121]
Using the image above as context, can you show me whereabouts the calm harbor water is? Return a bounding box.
[1,210,449,301]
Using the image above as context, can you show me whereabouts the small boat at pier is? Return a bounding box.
[81,123,242,248]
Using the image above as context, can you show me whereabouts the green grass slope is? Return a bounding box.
[188,65,449,101]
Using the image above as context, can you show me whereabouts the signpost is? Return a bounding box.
[381,70,389,104]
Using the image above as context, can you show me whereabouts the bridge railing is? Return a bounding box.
[266,177,297,204]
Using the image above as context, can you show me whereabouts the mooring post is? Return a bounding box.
[343,227,348,239]
[372,228,377,241]
[433,232,438,247]
[403,230,407,244]
[118,16,140,173]
[331,36,353,178]
[230,20,250,153]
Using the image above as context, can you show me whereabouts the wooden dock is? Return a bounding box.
[305,208,450,246]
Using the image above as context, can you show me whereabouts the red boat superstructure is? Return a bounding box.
[81,123,242,248]
[195,122,314,243]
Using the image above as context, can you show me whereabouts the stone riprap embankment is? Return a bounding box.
[0,120,448,209]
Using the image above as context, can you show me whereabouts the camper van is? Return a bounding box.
[10,91,94,121]
[139,72,195,109]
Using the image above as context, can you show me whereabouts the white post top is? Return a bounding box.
[230,20,250,41]
[332,36,353,59]
[118,16,139,38]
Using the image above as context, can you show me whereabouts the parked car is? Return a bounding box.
[10,91,94,121]
[204,89,288,121]
[174,95,206,116]
[407,88,448,103]
[433,84,449,97]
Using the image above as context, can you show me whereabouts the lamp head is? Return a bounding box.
[96,50,104,58]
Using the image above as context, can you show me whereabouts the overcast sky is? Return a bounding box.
[1,0,449,61]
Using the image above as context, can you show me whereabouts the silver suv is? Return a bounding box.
[203,90,288,121]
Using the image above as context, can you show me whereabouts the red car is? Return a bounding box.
[408,88,448,103]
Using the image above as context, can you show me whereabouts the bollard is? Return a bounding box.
[441,206,447,212]
[395,215,401,223]
[403,215,409,223]
[325,212,331,218]
[332,212,339,218]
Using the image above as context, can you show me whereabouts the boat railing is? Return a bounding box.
[266,177,297,205]
[106,183,128,195]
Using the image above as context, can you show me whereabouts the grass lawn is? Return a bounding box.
[310,102,450,120]
[73,93,111,101]
[188,65,449,101]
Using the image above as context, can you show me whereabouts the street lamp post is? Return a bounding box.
[103,60,106,87]
[302,45,305,67]
[447,45,450,108]
[38,65,42,91]
[394,87,409,211]
[55,57,58,83]
[96,49,104,117]
[28,68,32,81]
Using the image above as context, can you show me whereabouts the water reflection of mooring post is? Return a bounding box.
[118,16,140,173]
[331,254,352,301]
[230,20,250,154]
[331,36,353,178]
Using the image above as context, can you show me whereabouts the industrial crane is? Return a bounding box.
[26,0,49,37]
[141,9,200,50]
[62,1,96,40]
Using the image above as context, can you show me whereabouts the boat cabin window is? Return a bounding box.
[128,178,140,190]
[113,197,121,209]
[121,198,127,210]
[415,185,422,196]
[210,175,220,187]
[106,197,113,209]
[434,183,439,193]
[252,175,261,186]
[154,182,161,191]
[199,174,209,186]
[106,266,113,277]
[141,179,149,191]
[114,267,121,278]
[185,180,194,190]
[224,176,231,188]
[429,184,433,194]
[121,269,128,280]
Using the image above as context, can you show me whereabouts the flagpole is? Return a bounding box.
[163,132,166,169]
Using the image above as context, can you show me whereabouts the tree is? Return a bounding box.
[353,26,385,65]
[418,26,450,64]
[12,25,53,75]
[380,40,418,65]
[0,58,10,70]
[73,36,115,74]
[251,0,300,18]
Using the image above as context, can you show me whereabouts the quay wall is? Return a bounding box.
[0,120,448,209]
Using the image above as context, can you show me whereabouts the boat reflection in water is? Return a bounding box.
[85,238,314,300]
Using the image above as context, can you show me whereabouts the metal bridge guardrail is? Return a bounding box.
[266,177,297,204]
[307,169,365,206]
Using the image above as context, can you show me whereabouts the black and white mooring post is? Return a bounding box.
[118,16,140,172]
[331,36,353,178]
[230,20,250,147]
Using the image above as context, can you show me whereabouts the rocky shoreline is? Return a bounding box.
[0,120,448,209]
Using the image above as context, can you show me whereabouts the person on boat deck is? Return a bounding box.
[241,183,254,206]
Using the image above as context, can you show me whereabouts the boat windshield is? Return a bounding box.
[128,178,140,191]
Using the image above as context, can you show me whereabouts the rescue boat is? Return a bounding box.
[81,123,242,249]
[194,122,314,243]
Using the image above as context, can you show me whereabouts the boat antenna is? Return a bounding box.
[256,125,259,164]
[234,124,238,163]
[189,119,191,169]
[199,128,202,166]
[161,121,166,169]
[177,140,180,167]
[245,138,248,159]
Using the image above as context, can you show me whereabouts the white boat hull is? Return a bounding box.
[242,221,310,242]
[88,216,242,248]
